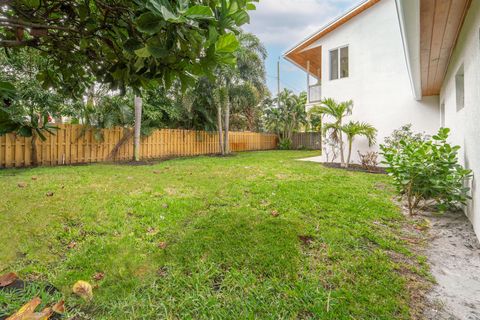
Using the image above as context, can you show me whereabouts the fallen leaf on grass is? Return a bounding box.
[298,235,314,246]
[93,272,105,281]
[153,170,160,174]
[17,183,26,188]
[271,210,280,217]
[162,203,169,209]
[0,272,17,287]
[72,280,93,301]
[146,227,158,235]
[157,267,168,277]
[158,242,168,249]
[5,297,53,320]
[46,192,54,197]
[31,176,38,181]
[52,300,65,314]
[67,241,77,249]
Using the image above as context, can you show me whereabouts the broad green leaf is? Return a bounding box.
[135,47,152,58]
[147,45,169,58]
[185,5,214,19]
[215,33,239,54]
[136,12,163,34]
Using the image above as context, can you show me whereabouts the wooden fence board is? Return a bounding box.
[291,132,322,150]
[0,125,278,168]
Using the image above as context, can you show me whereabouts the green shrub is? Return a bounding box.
[382,124,428,151]
[381,127,472,215]
[279,138,292,150]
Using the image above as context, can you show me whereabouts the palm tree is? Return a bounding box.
[265,89,307,148]
[317,98,353,166]
[342,121,377,167]
[213,32,268,154]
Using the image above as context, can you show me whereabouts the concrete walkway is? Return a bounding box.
[297,156,323,163]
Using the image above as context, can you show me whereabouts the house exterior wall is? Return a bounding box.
[304,0,439,163]
[439,1,480,239]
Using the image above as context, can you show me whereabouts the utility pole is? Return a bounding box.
[277,58,280,107]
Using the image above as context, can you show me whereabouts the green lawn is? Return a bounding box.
[0,151,428,319]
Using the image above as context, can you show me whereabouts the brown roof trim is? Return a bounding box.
[285,0,381,57]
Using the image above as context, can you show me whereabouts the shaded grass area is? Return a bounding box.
[0,151,427,319]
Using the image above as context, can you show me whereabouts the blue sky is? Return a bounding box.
[243,0,360,96]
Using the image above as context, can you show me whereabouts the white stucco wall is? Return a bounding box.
[304,0,439,163]
[439,1,480,239]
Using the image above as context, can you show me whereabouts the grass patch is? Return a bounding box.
[0,151,428,319]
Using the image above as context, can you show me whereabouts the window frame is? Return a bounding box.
[455,64,465,112]
[329,45,349,81]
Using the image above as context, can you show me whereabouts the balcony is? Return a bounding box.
[308,84,322,104]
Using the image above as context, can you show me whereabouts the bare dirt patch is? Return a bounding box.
[398,202,480,320]
[321,162,386,174]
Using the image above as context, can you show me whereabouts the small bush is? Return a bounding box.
[279,138,292,150]
[383,124,429,151]
[381,127,472,215]
[358,151,379,172]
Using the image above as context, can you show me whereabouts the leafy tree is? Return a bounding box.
[341,121,377,168]
[307,105,323,133]
[265,89,307,149]
[213,32,267,154]
[1,0,257,160]
[0,49,77,165]
[381,128,472,215]
[316,98,352,166]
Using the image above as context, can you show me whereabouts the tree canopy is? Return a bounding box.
[0,0,258,95]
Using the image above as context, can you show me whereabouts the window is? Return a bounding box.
[330,49,339,80]
[455,65,464,111]
[440,101,445,127]
[340,47,349,78]
[330,46,349,80]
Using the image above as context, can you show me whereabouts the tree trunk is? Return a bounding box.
[339,132,345,167]
[223,98,230,155]
[31,133,38,166]
[217,105,224,155]
[346,138,352,168]
[134,95,142,161]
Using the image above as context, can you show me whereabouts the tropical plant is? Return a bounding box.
[316,98,352,166]
[264,89,307,149]
[383,124,429,151]
[0,49,77,165]
[341,121,377,168]
[358,151,379,172]
[1,0,257,160]
[381,127,472,215]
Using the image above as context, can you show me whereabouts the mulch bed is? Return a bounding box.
[321,162,386,174]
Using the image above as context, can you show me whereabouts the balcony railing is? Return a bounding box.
[308,84,322,104]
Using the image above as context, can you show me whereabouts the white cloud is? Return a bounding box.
[243,0,360,47]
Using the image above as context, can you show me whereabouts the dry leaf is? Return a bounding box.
[153,170,160,174]
[157,267,168,277]
[72,280,93,301]
[52,300,65,314]
[0,272,17,287]
[93,272,105,281]
[146,227,157,235]
[5,297,54,320]
[67,241,77,249]
[46,192,54,197]
[17,183,26,188]
[158,242,168,249]
[271,210,280,217]
[162,203,169,209]
[31,176,38,181]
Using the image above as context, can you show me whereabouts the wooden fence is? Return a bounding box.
[291,132,322,150]
[0,124,278,168]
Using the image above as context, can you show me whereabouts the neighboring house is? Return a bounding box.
[285,0,479,240]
